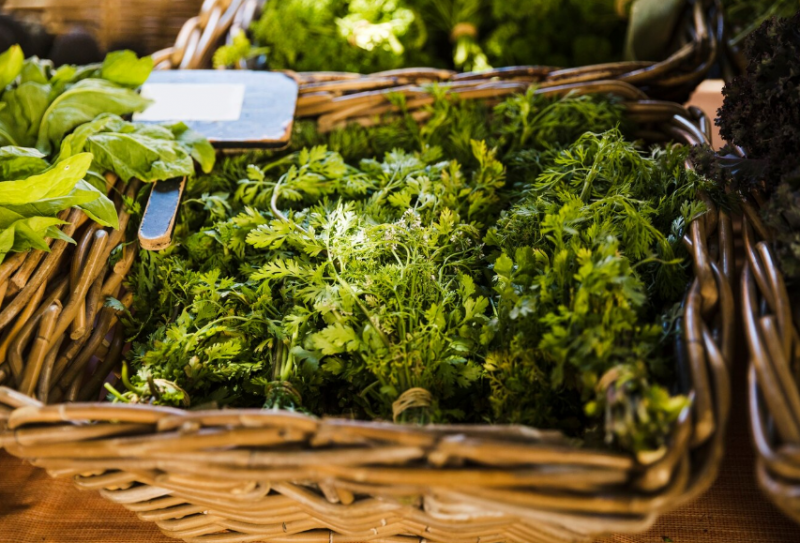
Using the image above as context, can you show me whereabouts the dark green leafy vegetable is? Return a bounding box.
[724,0,799,47]
[119,90,704,455]
[692,12,800,278]
[483,130,705,451]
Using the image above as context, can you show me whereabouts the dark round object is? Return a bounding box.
[0,14,54,59]
[49,28,104,66]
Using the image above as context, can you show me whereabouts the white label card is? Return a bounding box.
[134,83,246,122]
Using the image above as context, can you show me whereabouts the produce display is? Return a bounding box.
[694,12,800,277]
[213,0,636,72]
[103,89,718,456]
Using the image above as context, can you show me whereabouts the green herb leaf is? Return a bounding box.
[100,50,154,88]
[0,146,48,180]
[37,78,151,153]
[167,122,216,173]
[0,45,24,89]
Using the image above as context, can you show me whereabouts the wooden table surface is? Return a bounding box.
[2,81,800,543]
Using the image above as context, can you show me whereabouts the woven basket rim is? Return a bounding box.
[742,191,800,523]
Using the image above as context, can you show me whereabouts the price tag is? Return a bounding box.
[137,70,299,251]
[135,70,298,149]
[135,83,247,122]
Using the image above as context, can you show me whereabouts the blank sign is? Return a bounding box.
[134,83,246,122]
[132,70,298,148]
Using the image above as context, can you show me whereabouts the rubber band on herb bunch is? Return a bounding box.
[264,381,303,410]
[392,387,433,423]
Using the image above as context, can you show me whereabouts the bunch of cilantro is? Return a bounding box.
[121,89,711,455]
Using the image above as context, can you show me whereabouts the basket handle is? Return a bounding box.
[151,0,252,70]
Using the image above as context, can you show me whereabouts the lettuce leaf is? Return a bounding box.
[0,45,23,89]
[0,146,48,180]
[0,81,52,147]
[59,114,211,182]
[100,50,154,88]
[37,78,151,153]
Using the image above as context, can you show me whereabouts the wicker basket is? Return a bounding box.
[149,0,724,102]
[742,194,800,524]
[0,77,732,542]
[0,0,205,55]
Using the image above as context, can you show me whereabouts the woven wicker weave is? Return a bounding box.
[0,77,732,542]
[1,0,205,54]
[149,0,723,101]
[742,193,800,524]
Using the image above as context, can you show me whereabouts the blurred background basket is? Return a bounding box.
[147,0,723,102]
[0,0,205,57]
[0,0,725,102]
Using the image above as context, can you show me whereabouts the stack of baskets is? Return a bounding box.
[0,1,746,542]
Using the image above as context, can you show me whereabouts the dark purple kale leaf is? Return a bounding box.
[714,12,800,189]
[692,12,800,280]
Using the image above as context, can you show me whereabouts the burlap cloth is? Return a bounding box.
[2,81,799,542]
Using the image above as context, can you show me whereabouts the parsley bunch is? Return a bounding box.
[484,130,706,450]
[120,90,707,454]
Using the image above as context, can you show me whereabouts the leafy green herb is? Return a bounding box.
[120,90,702,454]
[483,130,703,450]
[0,146,48,180]
[0,45,23,89]
[58,114,211,182]
[100,50,154,88]
[0,153,117,262]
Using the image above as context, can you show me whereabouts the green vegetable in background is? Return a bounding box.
[215,0,673,72]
